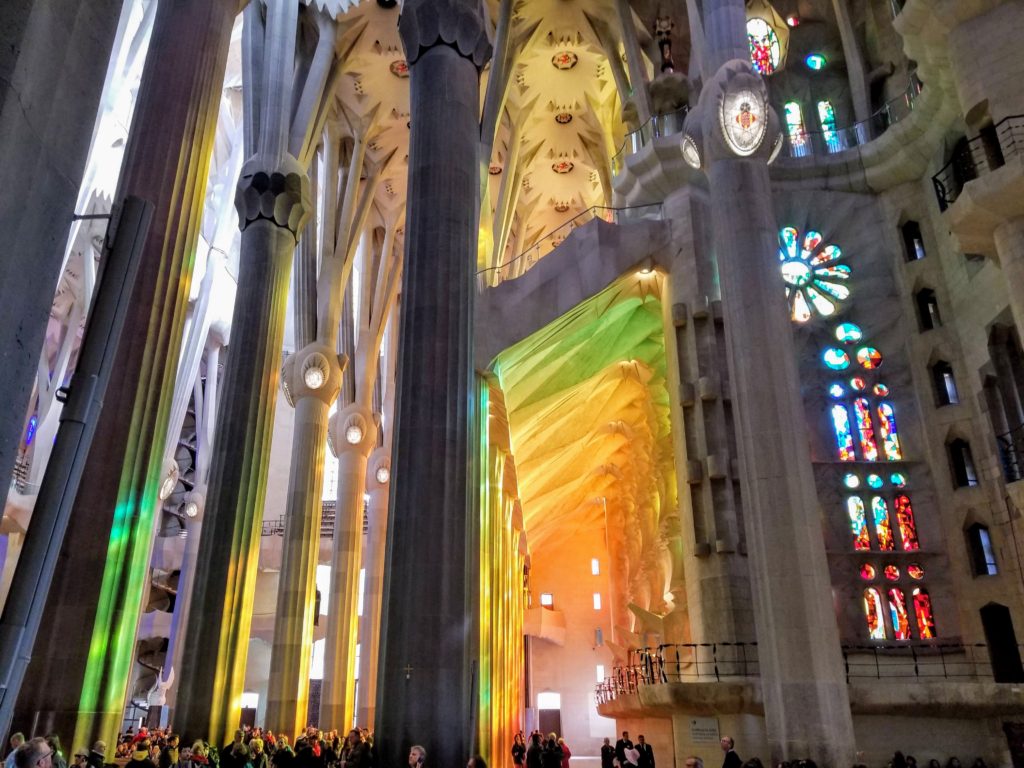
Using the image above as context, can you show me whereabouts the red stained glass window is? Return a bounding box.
[894,495,920,551]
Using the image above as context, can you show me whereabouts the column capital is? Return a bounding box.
[366,446,392,493]
[399,0,493,71]
[280,344,346,407]
[328,403,379,459]
[234,154,312,239]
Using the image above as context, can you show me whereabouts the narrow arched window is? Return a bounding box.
[894,495,920,551]
[931,361,959,406]
[864,588,886,639]
[915,288,941,329]
[876,402,903,460]
[889,588,911,640]
[831,404,856,461]
[966,523,998,576]
[854,398,878,460]
[901,221,926,261]
[912,588,937,638]
[871,496,895,550]
[949,438,979,487]
[848,496,870,550]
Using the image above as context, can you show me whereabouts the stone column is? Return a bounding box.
[831,0,871,125]
[264,345,344,738]
[12,0,236,750]
[682,4,855,762]
[0,0,122,496]
[995,217,1024,346]
[355,448,391,731]
[320,405,377,731]
[375,3,490,768]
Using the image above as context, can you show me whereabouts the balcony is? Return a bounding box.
[996,423,1024,483]
[932,115,1024,212]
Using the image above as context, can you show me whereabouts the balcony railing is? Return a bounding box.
[996,423,1024,483]
[479,203,664,284]
[932,115,1024,211]
[782,77,923,159]
[611,107,689,176]
[596,641,1010,704]
[262,500,337,537]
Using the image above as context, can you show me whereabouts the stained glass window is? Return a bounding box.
[884,565,900,580]
[850,377,866,391]
[832,405,856,461]
[843,473,860,489]
[890,472,907,488]
[894,494,920,551]
[817,100,843,153]
[873,383,890,396]
[872,496,894,550]
[908,563,925,580]
[877,402,903,460]
[889,588,911,640]
[860,563,876,579]
[748,18,781,75]
[856,347,883,369]
[913,588,936,639]
[848,496,870,551]
[829,383,845,398]
[780,227,851,322]
[784,102,807,156]
[867,474,883,489]
[836,323,863,343]
[854,398,878,461]
[864,588,886,639]
[824,348,851,370]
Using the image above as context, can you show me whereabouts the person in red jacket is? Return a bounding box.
[557,740,570,768]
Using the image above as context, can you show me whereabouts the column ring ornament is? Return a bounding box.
[398,0,493,71]
[234,154,312,238]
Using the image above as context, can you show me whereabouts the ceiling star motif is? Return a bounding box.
[388,59,409,78]
[551,50,579,69]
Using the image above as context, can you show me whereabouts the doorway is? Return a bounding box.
[982,603,1024,682]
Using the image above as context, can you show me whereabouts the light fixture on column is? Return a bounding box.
[303,352,330,390]
[375,466,390,484]
[159,460,179,501]
[346,424,364,445]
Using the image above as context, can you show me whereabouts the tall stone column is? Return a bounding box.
[320,406,377,731]
[678,3,855,763]
[375,3,490,768]
[355,448,391,731]
[0,0,122,495]
[12,0,236,750]
[264,345,344,738]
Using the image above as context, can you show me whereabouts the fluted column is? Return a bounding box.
[681,5,856,757]
[12,0,236,750]
[320,405,378,730]
[375,3,490,768]
[354,447,391,730]
[265,345,345,738]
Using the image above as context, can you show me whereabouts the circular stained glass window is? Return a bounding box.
[860,564,876,580]
[829,383,845,398]
[867,474,883,489]
[890,472,907,488]
[779,227,851,323]
[873,383,890,396]
[823,348,850,370]
[856,347,882,369]
[908,564,925,580]
[884,565,900,581]
[844,473,860,489]
[836,323,863,343]
[850,377,866,391]
[747,17,781,75]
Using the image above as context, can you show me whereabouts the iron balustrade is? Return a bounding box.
[932,115,1024,211]
[782,77,923,159]
[596,641,1015,704]
[611,107,689,176]
[262,500,337,537]
[996,423,1024,483]
[478,203,665,284]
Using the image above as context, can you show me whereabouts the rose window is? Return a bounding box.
[778,226,851,322]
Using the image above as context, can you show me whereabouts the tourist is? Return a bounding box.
[636,736,653,768]
[541,735,562,768]
[600,738,615,768]
[614,733,632,766]
[85,741,105,768]
[512,734,526,767]
[249,740,267,768]
[271,739,293,768]
[684,759,703,768]
[406,747,425,768]
[720,738,741,768]
[126,740,157,768]
[341,731,371,768]
[526,734,542,768]
[44,736,66,768]
[6,734,25,768]
[159,735,180,768]
[14,738,53,768]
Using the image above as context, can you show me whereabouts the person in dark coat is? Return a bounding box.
[526,735,543,768]
[636,737,653,768]
[720,738,741,768]
[540,736,562,768]
[600,739,615,768]
[511,734,526,768]
[614,734,632,766]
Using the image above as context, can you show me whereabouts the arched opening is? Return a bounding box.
[948,438,979,488]
[966,523,998,576]
[901,221,926,262]
[931,360,959,406]
[915,287,940,329]
[981,603,1024,682]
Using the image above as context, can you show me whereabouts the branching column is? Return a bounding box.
[681,2,855,760]
[375,3,490,768]
[12,0,235,750]
[354,447,392,730]
[175,0,338,743]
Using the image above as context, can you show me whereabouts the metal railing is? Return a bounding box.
[262,500,337,537]
[782,77,923,159]
[595,643,760,704]
[612,107,689,176]
[933,114,1024,211]
[596,641,1011,704]
[841,643,1011,681]
[479,203,664,284]
[996,423,1024,483]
